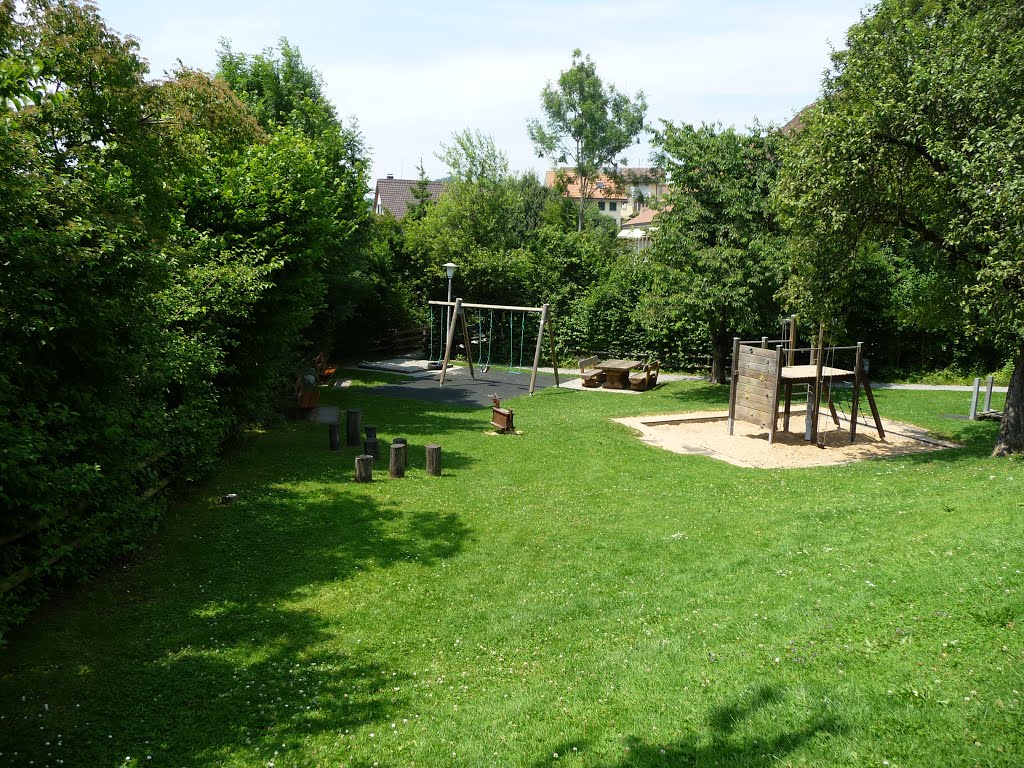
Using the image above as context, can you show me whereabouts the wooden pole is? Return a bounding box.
[439,298,462,387]
[969,377,980,420]
[984,375,995,413]
[850,342,864,442]
[425,444,442,476]
[529,304,548,396]
[727,337,740,435]
[547,306,560,388]
[363,437,379,460]
[459,304,475,380]
[345,409,362,447]
[810,322,826,445]
[768,345,784,445]
[392,437,408,469]
[328,423,340,451]
[389,443,406,478]
[354,454,373,483]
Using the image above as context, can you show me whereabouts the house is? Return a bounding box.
[616,205,665,250]
[373,174,446,219]
[544,167,668,226]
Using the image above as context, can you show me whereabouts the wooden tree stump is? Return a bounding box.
[392,437,408,469]
[328,423,340,451]
[426,443,442,476]
[354,454,373,483]
[346,409,362,447]
[363,437,380,460]
[364,424,378,440]
[389,443,407,478]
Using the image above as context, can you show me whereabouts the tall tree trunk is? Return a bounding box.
[577,195,585,232]
[992,343,1024,457]
[710,332,729,385]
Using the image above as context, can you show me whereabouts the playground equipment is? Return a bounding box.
[728,320,885,446]
[427,298,561,396]
[968,376,1003,421]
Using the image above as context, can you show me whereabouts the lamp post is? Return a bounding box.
[442,262,457,360]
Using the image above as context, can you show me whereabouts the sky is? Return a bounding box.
[93,0,872,184]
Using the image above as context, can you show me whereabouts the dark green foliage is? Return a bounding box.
[775,0,1024,453]
[648,122,786,381]
[0,7,373,635]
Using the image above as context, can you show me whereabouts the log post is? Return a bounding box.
[389,443,407,478]
[426,443,442,476]
[364,424,378,440]
[363,437,380,460]
[354,454,373,483]
[346,409,362,447]
[392,437,408,469]
[328,423,340,451]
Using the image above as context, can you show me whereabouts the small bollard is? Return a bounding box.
[328,423,340,451]
[354,454,373,483]
[363,437,380,460]
[365,424,378,440]
[392,437,408,469]
[346,409,362,446]
[389,442,407,478]
[426,443,442,476]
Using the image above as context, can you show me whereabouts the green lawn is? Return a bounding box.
[1,378,1021,767]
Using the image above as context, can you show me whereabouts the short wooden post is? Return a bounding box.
[983,375,995,413]
[426,443,442,476]
[969,377,981,420]
[389,443,407,478]
[363,437,380,460]
[346,409,362,447]
[354,454,373,483]
[328,423,340,451]
[365,424,378,440]
[392,437,408,469]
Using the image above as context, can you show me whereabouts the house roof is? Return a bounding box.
[543,167,666,201]
[373,176,446,218]
[621,206,660,228]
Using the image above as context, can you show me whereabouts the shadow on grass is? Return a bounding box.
[0,485,471,766]
[534,685,844,768]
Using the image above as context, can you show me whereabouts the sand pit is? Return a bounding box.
[614,410,958,469]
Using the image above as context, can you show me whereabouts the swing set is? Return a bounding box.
[427,298,561,396]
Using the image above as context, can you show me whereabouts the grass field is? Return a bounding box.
[1,376,1021,767]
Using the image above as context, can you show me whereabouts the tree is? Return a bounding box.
[216,38,372,361]
[774,0,1024,455]
[649,123,786,383]
[527,49,647,232]
[406,158,434,221]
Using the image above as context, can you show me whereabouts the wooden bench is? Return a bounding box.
[629,360,660,391]
[314,352,337,382]
[578,356,606,388]
[294,375,320,410]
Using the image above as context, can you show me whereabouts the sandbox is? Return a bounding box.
[614,410,957,469]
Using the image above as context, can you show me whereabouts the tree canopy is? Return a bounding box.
[774,0,1024,455]
[527,49,647,232]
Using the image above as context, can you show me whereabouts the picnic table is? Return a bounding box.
[597,359,643,389]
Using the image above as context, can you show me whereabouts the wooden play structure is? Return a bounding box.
[428,298,561,396]
[728,320,885,446]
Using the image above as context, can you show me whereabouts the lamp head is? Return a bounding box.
[442,262,457,279]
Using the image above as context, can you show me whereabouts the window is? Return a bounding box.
[597,201,606,210]
[609,202,617,211]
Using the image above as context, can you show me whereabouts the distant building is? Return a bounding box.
[544,167,668,226]
[616,205,667,251]
[373,174,446,219]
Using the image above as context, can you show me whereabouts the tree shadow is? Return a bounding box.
[0,486,471,766]
[532,684,844,768]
